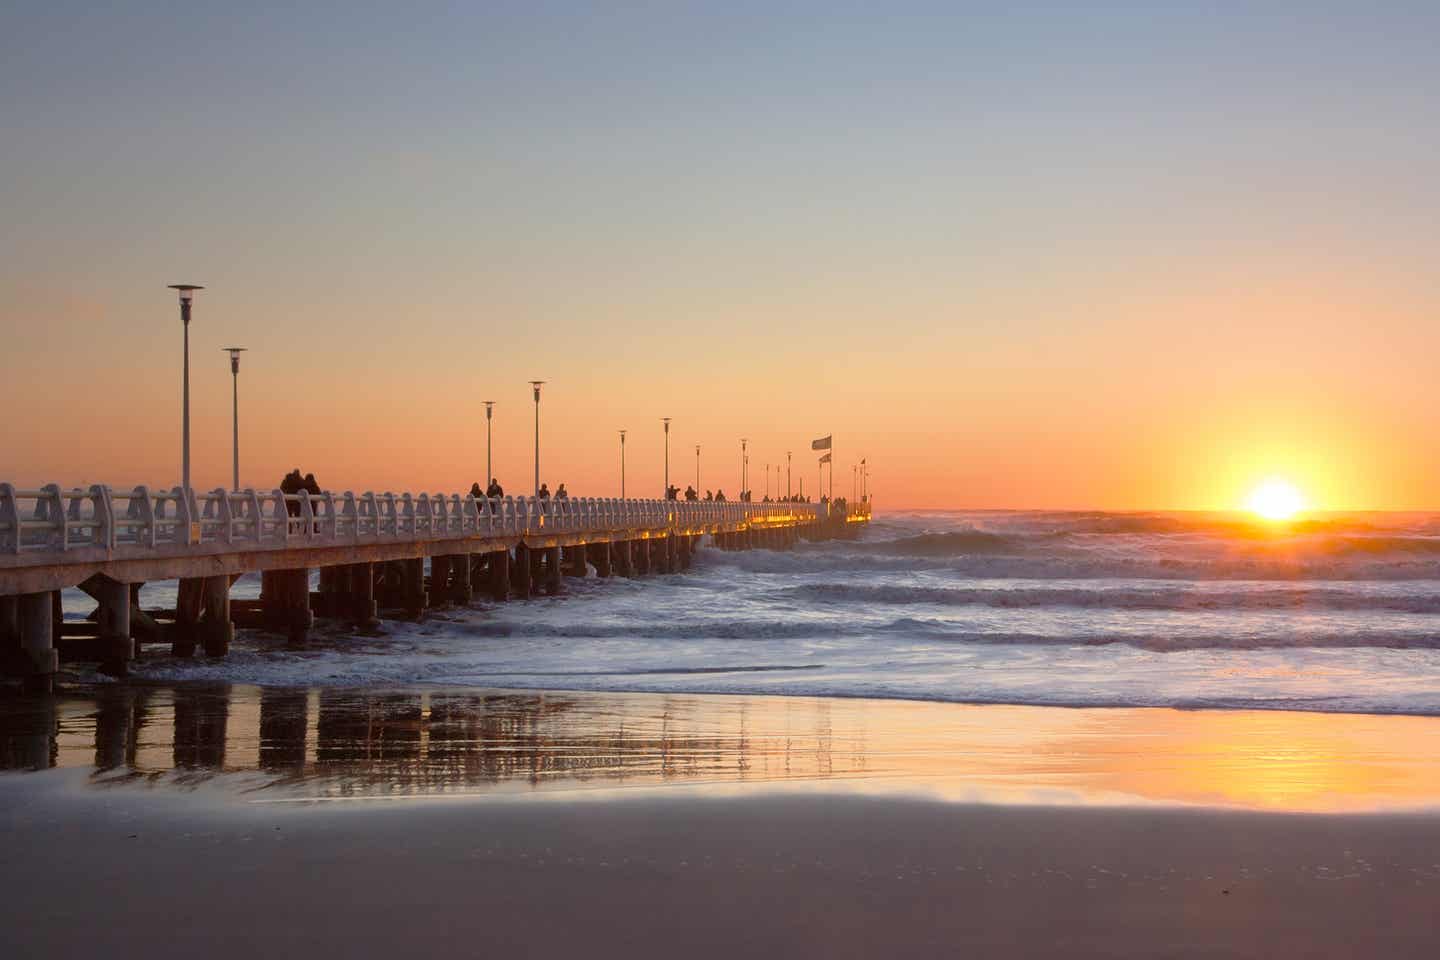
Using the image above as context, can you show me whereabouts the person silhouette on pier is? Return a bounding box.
[715,489,727,502]
[470,482,484,499]
[279,469,303,517]
[684,485,698,501]
[487,478,504,498]
[555,483,569,500]
[537,483,551,500]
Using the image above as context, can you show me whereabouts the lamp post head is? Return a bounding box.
[529,380,545,402]
[484,400,495,419]
[222,346,246,374]
[619,429,627,441]
[168,284,203,305]
[662,417,671,433]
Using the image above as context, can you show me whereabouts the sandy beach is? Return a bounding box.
[3,774,1440,958]
[3,685,1440,957]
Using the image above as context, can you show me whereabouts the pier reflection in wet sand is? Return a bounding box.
[6,685,1440,812]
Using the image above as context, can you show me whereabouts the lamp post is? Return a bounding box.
[222,347,246,491]
[786,451,792,500]
[695,443,701,493]
[168,284,203,493]
[662,417,671,498]
[740,438,748,500]
[619,429,627,498]
[764,463,769,500]
[484,400,495,491]
[529,381,544,498]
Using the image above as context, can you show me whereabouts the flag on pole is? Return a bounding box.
[811,435,832,451]
[819,452,832,464]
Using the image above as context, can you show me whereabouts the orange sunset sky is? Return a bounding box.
[3,6,1438,511]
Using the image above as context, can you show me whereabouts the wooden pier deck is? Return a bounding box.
[0,483,871,690]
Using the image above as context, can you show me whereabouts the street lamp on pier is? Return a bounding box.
[662,418,671,498]
[529,381,545,498]
[168,284,203,494]
[619,429,627,498]
[695,443,701,493]
[222,347,247,491]
[786,451,792,501]
[740,438,748,500]
[484,400,495,492]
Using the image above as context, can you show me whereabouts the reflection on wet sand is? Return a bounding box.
[5,685,1440,812]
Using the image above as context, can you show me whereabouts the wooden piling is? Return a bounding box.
[545,546,563,596]
[592,542,613,578]
[173,577,204,657]
[612,539,633,577]
[350,562,380,629]
[19,591,57,694]
[428,555,452,608]
[512,545,532,599]
[200,575,234,657]
[488,550,510,601]
[401,558,426,620]
[565,546,588,578]
[275,568,313,647]
[448,554,474,605]
[0,596,17,662]
[94,575,133,676]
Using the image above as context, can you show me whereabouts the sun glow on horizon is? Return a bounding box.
[1244,478,1307,521]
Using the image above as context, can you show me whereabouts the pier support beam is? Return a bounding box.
[173,577,204,657]
[279,568,313,647]
[635,539,651,575]
[0,597,17,665]
[545,546,563,596]
[488,550,510,601]
[565,546,588,578]
[512,545,532,599]
[429,556,452,609]
[447,554,474,605]
[592,542,613,578]
[612,540,633,577]
[200,575,234,658]
[94,575,133,675]
[401,559,426,620]
[19,591,57,694]
[349,562,380,630]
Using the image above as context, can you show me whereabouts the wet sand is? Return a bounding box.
[3,685,1440,957]
[3,775,1440,958]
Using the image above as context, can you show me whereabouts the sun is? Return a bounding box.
[1244,478,1306,521]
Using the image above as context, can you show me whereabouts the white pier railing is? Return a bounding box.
[0,484,826,560]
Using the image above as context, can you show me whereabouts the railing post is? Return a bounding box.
[170,485,196,546]
[38,484,66,551]
[343,492,359,540]
[0,482,17,553]
[212,487,233,544]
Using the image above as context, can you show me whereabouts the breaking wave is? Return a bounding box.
[782,582,1440,614]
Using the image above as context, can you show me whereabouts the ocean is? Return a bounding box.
[76,510,1440,716]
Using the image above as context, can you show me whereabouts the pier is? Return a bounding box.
[0,483,871,690]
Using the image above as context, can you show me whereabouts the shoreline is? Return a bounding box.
[6,682,1440,956]
[7,681,1440,814]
